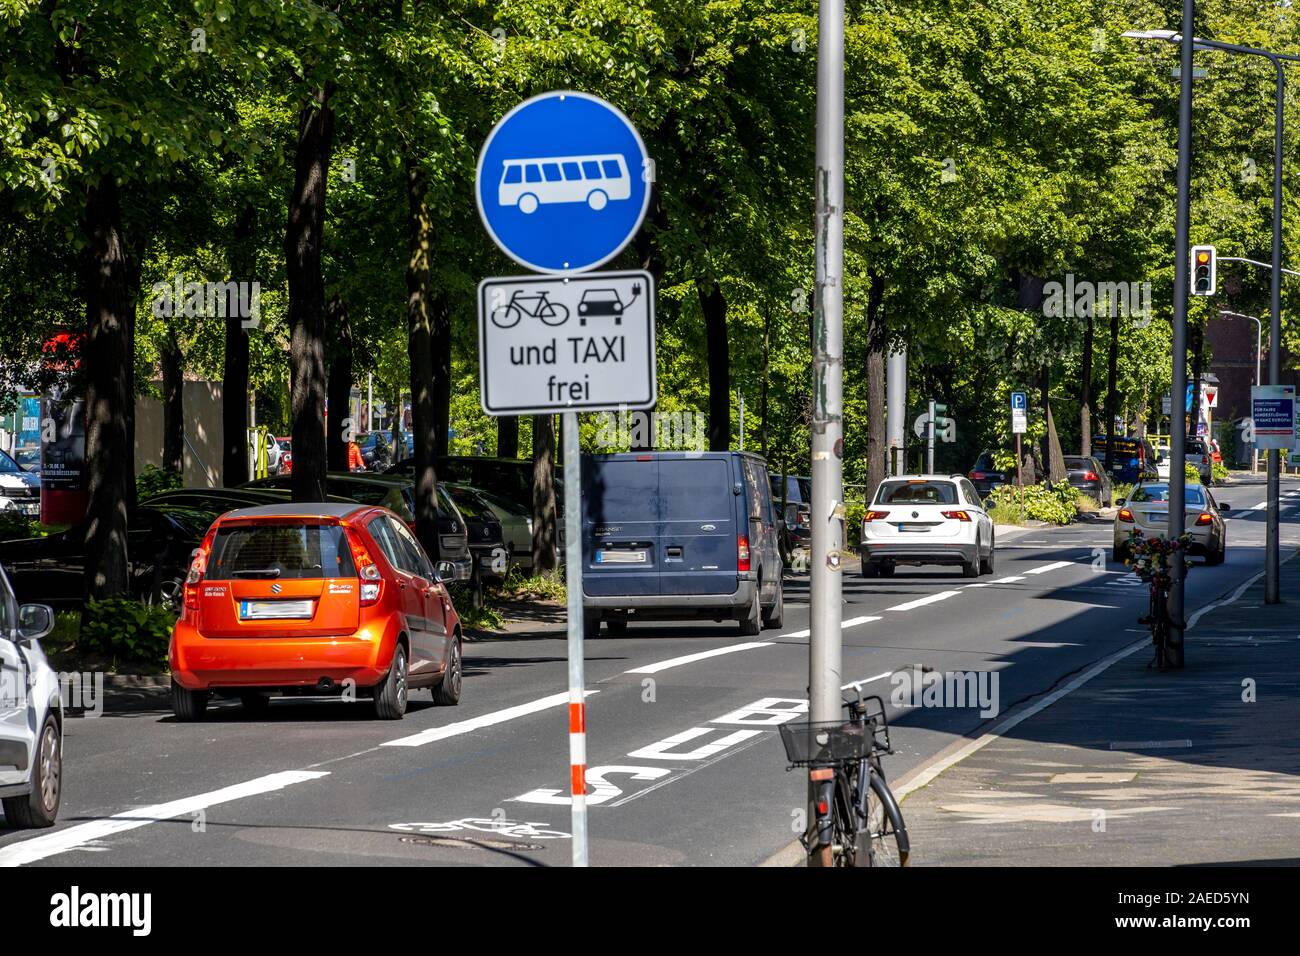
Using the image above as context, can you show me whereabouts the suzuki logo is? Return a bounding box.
[271,583,282,594]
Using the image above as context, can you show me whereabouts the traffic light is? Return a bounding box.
[1190,245,1216,296]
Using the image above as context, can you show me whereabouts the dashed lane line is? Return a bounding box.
[780,614,881,639]
[624,642,774,675]
[886,591,962,612]
[381,690,599,748]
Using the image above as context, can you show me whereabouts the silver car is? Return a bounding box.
[1114,482,1229,564]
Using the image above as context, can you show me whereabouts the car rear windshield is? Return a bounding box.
[1186,440,1207,453]
[207,522,356,580]
[1129,484,1206,506]
[1064,457,1091,470]
[660,459,733,521]
[876,480,959,505]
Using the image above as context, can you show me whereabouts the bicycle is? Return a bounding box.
[1126,531,1190,670]
[490,290,570,328]
[779,692,910,867]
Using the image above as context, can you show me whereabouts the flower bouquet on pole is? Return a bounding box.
[1124,531,1193,586]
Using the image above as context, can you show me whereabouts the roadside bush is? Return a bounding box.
[78,598,175,668]
[136,464,182,500]
[0,509,32,541]
[1185,462,1202,485]
[844,500,865,546]
[1113,482,1135,503]
[1212,462,1229,484]
[986,479,1079,525]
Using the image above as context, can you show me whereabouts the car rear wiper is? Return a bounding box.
[232,568,282,578]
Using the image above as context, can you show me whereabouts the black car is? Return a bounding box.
[141,487,356,514]
[443,483,511,585]
[769,473,811,564]
[386,455,565,515]
[0,504,217,609]
[1063,455,1113,507]
[967,451,1010,499]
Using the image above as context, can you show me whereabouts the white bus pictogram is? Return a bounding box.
[498,153,631,214]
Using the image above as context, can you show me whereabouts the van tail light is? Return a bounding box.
[182,527,218,620]
[346,529,383,606]
[1196,511,1214,526]
[941,510,970,521]
[1084,471,1099,482]
[737,535,751,572]
[863,510,890,522]
[1118,508,1135,523]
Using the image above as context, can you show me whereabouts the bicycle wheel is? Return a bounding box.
[864,771,910,867]
[538,301,570,326]
[491,304,522,328]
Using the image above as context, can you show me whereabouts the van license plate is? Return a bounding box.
[240,599,314,620]
[596,550,647,564]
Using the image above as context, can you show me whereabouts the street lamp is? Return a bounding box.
[1220,310,1263,472]
[1123,25,1296,611]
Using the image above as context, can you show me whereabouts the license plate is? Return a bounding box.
[596,549,647,564]
[240,599,314,620]
[897,524,930,533]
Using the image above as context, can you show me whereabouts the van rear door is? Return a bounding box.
[583,457,660,596]
[658,455,738,596]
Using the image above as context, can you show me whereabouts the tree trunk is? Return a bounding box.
[1104,308,1119,473]
[223,204,256,486]
[285,85,334,503]
[433,292,451,458]
[161,330,184,476]
[326,297,353,473]
[865,272,887,503]
[698,280,730,451]
[1080,311,1093,457]
[760,301,770,461]
[405,160,440,560]
[1041,364,1066,482]
[531,413,558,574]
[80,174,132,602]
[498,417,519,459]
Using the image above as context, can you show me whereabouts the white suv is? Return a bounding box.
[0,563,62,829]
[860,475,996,578]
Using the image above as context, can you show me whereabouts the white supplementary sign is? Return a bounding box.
[477,270,656,416]
[1011,409,1027,434]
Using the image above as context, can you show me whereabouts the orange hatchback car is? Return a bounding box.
[170,503,463,721]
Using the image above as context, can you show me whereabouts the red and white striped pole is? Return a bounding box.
[561,411,588,865]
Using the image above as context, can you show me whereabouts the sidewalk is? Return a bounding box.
[899,553,1300,866]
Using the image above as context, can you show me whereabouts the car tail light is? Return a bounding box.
[941,510,970,521]
[737,535,751,572]
[1196,511,1214,526]
[1084,470,1099,482]
[863,510,890,522]
[1118,508,1135,523]
[969,470,986,480]
[181,527,218,619]
[346,529,383,606]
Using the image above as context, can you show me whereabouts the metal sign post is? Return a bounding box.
[475,90,655,866]
[926,398,936,474]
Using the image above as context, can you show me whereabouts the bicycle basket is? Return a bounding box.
[778,720,871,766]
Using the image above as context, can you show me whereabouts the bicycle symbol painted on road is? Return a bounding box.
[389,818,572,840]
[490,290,571,329]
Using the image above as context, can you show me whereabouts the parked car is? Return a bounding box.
[0,503,216,609]
[472,487,535,573]
[0,562,61,828]
[581,451,784,635]
[169,503,463,721]
[443,483,511,585]
[859,475,995,578]
[1184,437,1213,483]
[1113,481,1227,564]
[0,448,41,519]
[1155,441,1172,480]
[275,437,292,475]
[769,473,811,563]
[142,487,356,516]
[242,472,474,584]
[386,455,565,515]
[1092,434,1158,484]
[1063,455,1113,507]
[357,432,395,472]
[967,451,1010,499]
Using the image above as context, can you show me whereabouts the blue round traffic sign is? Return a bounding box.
[476,91,651,275]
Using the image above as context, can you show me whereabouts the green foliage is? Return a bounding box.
[447,584,505,631]
[987,503,1025,526]
[78,598,175,668]
[1186,462,1202,485]
[0,509,32,541]
[987,479,1079,525]
[497,568,567,603]
[136,465,182,500]
[1212,462,1230,483]
[845,501,866,546]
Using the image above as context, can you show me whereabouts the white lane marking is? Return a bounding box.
[1024,560,1075,575]
[886,591,961,611]
[0,770,328,868]
[1109,739,1193,750]
[624,642,772,675]
[962,575,1026,589]
[1252,500,1268,510]
[842,670,894,692]
[780,615,880,639]
[382,691,597,747]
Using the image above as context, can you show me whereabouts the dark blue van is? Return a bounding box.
[581,451,784,635]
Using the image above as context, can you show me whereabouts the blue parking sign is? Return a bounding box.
[1010,391,1027,411]
[475,91,651,275]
